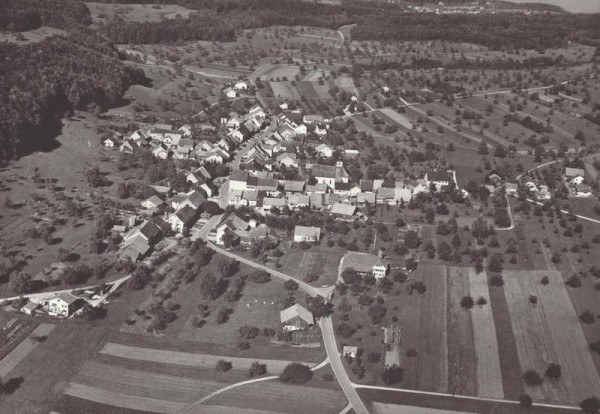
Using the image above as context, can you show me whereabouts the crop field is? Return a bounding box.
[0,316,39,362]
[205,380,347,414]
[0,323,54,378]
[503,269,600,403]
[334,76,356,94]
[467,268,504,398]
[259,65,301,81]
[278,249,344,286]
[85,2,194,23]
[270,82,301,99]
[446,267,477,396]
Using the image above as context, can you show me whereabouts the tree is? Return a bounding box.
[248,362,267,378]
[566,274,582,288]
[545,363,561,381]
[216,360,232,372]
[461,296,474,309]
[284,279,298,290]
[368,303,387,324]
[580,397,600,414]
[490,275,504,287]
[10,273,32,294]
[279,363,313,384]
[580,310,595,324]
[522,370,543,386]
[306,295,333,318]
[381,365,404,385]
[404,230,420,249]
[519,394,533,409]
[590,341,600,355]
[239,325,260,339]
[249,270,270,283]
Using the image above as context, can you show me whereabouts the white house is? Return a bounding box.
[234,80,249,91]
[564,167,585,185]
[293,226,321,243]
[141,195,164,210]
[48,293,81,317]
[103,137,118,148]
[168,205,196,233]
[280,304,314,331]
[224,87,238,99]
[178,124,193,137]
[315,143,333,158]
[425,170,456,190]
[341,252,388,280]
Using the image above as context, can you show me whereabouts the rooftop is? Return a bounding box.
[342,252,386,274]
[280,304,314,325]
[294,225,321,238]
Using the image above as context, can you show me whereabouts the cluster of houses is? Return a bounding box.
[563,167,593,198]
[225,163,457,219]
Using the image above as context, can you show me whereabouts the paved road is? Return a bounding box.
[321,316,369,414]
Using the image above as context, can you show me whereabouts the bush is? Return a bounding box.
[476,296,487,306]
[237,340,250,350]
[262,327,276,337]
[590,341,600,354]
[335,323,356,338]
[248,362,267,377]
[529,295,538,305]
[305,273,319,283]
[381,365,404,385]
[216,360,232,372]
[540,275,550,285]
[406,349,418,357]
[239,325,260,339]
[461,296,474,309]
[489,275,504,287]
[580,310,595,324]
[250,270,270,283]
[566,274,582,288]
[522,370,543,386]
[280,363,313,384]
[545,363,561,381]
[216,308,232,324]
[284,279,298,290]
[519,394,533,409]
[580,397,600,414]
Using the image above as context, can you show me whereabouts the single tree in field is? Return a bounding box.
[460,296,474,310]
[216,360,232,372]
[580,397,600,414]
[248,362,267,378]
[545,363,561,381]
[279,363,313,384]
[519,394,533,410]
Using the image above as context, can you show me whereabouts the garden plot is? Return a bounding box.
[503,270,600,404]
[467,268,503,399]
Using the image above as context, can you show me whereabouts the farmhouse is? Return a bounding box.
[564,167,585,184]
[425,170,456,190]
[331,203,357,219]
[315,143,333,158]
[140,195,164,210]
[103,137,118,148]
[234,80,249,91]
[341,252,388,279]
[119,139,135,154]
[168,205,197,233]
[224,87,238,99]
[294,226,321,243]
[21,301,40,315]
[343,346,358,358]
[280,304,314,331]
[48,292,82,317]
[310,162,349,187]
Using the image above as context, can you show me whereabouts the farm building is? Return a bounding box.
[169,205,197,233]
[341,252,388,279]
[331,203,356,219]
[294,226,321,243]
[310,162,349,187]
[21,302,40,315]
[564,167,585,184]
[48,293,83,317]
[425,170,456,190]
[140,195,164,210]
[343,346,358,358]
[280,304,314,331]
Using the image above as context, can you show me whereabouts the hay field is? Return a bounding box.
[467,268,504,399]
[270,82,300,99]
[206,381,346,414]
[503,269,600,403]
[99,342,307,374]
[446,267,477,396]
[64,383,184,413]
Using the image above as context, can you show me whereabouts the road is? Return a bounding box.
[321,316,369,414]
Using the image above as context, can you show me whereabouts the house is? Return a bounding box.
[169,205,197,233]
[505,182,518,196]
[187,167,211,185]
[260,197,286,214]
[130,129,148,143]
[344,149,359,158]
[280,304,314,331]
[334,182,360,197]
[234,80,249,91]
[48,292,82,317]
[174,145,192,160]
[341,252,388,280]
[287,194,310,209]
[276,152,298,168]
[214,213,249,246]
[294,226,321,243]
[178,124,193,137]
[103,137,118,148]
[356,192,376,206]
[224,87,238,99]
[311,162,349,187]
[315,143,333,158]
[537,185,552,200]
[183,190,207,210]
[248,104,266,120]
[343,346,358,358]
[284,180,305,194]
[425,170,456,190]
[21,301,39,315]
[331,203,357,218]
[574,183,593,198]
[119,234,151,261]
[152,144,170,160]
[230,170,249,191]
[119,139,135,154]
[141,195,164,210]
[314,124,328,137]
[564,167,585,184]
[303,115,324,125]
[137,220,164,244]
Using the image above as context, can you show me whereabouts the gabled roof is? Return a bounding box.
[294,225,320,238]
[565,167,585,177]
[124,234,151,255]
[175,205,196,224]
[342,252,387,274]
[230,170,249,182]
[284,180,305,192]
[219,212,248,232]
[143,195,163,208]
[360,180,374,192]
[187,190,206,209]
[139,220,162,240]
[331,203,356,216]
[280,304,314,325]
[51,292,80,305]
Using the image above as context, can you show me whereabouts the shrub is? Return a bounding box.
[216,308,232,324]
[250,271,271,283]
[461,296,474,309]
[522,370,543,386]
[566,274,582,288]
[580,310,595,324]
[237,340,250,350]
[248,362,267,377]
[529,295,538,305]
[262,327,276,337]
[239,325,260,339]
[280,363,313,384]
[580,397,600,414]
[216,360,232,372]
[406,349,418,358]
[476,296,487,306]
[545,363,561,381]
[540,275,550,285]
[284,279,298,290]
[305,273,319,283]
[489,275,504,287]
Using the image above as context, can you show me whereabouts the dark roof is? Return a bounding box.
[176,205,197,224]
[230,170,248,182]
[426,170,453,182]
[360,180,373,192]
[187,190,206,208]
[247,175,259,186]
[335,182,354,191]
[139,221,161,240]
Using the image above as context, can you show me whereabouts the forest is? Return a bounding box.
[0,0,91,32]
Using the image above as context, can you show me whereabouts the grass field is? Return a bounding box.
[0,27,67,44]
[86,2,194,23]
[278,247,344,286]
[503,269,600,403]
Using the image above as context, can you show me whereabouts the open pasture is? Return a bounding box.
[503,269,600,404]
[85,2,194,23]
[205,380,347,414]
